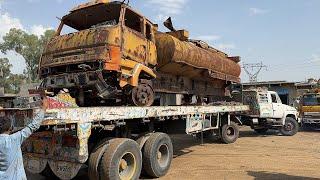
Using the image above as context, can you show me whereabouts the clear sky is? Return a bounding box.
[0,0,319,82]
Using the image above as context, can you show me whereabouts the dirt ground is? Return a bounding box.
[27,127,320,180]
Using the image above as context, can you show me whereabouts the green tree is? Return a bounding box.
[0,28,55,82]
[0,58,12,78]
[6,74,26,94]
[0,58,25,94]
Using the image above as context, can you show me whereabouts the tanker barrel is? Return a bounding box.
[155,32,241,82]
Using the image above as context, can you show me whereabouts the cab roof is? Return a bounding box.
[66,0,155,25]
[71,0,112,12]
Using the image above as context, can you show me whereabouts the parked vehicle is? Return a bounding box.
[0,88,299,180]
[241,89,299,136]
[38,0,241,107]
[0,1,300,179]
[300,89,320,129]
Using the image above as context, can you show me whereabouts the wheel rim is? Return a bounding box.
[226,126,235,137]
[284,122,294,131]
[132,84,154,106]
[157,144,170,168]
[118,152,137,180]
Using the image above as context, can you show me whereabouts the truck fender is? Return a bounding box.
[130,64,156,86]
[281,113,298,125]
[120,59,156,87]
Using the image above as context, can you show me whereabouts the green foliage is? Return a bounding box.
[0,58,12,78]
[0,28,55,82]
[0,58,25,94]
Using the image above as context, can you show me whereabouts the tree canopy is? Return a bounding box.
[0,28,55,82]
[0,58,25,94]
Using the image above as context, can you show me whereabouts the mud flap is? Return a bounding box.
[186,113,204,134]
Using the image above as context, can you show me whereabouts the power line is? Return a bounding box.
[242,62,267,83]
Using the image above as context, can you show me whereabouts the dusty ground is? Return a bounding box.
[28,127,320,180]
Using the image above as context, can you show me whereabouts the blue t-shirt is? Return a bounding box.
[0,110,44,180]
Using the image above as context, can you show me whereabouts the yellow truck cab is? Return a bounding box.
[40,0,157,106]
[300,90,320,129]
[39,0,242,107]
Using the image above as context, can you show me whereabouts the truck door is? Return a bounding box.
[122,8,147,63]
[144,21,157,66]
[270,92,283,118]
[257,92,273,118]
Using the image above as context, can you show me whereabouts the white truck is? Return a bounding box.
[241,89,299,136]
[1,89,299,180]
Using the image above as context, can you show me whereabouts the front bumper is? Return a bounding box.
[42,71,98,89]
[302,117,320,124]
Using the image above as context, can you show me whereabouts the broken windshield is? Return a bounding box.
[62,3,121,31]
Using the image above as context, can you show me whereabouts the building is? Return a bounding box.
[243,80,318,106]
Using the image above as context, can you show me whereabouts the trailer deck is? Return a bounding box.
[43,105,250,125]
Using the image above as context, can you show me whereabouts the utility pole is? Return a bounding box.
[242,62,267,83]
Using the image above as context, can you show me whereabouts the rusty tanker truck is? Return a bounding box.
[39,0,241,106]
[6,2,300,180]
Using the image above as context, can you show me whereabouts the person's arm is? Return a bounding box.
[10,109,45,145]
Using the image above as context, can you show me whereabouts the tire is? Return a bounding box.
[99,138,142,180]
[89,139,110,180]
[143,133,173,178]
[254,128,269,134]
[220,122,239,144]
[280,117,299,136]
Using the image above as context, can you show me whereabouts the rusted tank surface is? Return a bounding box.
[155,32,241,82]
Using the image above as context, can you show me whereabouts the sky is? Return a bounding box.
[0,0,319,82]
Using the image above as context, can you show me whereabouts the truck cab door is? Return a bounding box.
[270,92,283,118]
[144,21,157,66]
[122,8,147,63]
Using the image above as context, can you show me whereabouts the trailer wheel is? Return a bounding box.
[220,122,239,144]
[280,117,299,136]
[88,140,109,180]
[143,133,173,178]
[254,128,269,134]
[99,138,142,180]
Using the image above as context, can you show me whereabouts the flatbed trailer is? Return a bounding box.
[16,104,249,180]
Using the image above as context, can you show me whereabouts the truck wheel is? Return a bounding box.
[220,122,239,144]
[143,133,173,178]
[131,82,154,106]
[99,138,142,180]
[280,117,299,136]
[254,128,269,134]
[88,140,110,180]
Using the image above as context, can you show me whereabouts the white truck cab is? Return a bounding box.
[242,89,299,136]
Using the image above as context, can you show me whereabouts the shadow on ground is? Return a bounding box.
[247,171,320,180]
[239,129,282,138]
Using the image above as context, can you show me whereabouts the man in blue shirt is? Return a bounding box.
[0,100,47,180]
